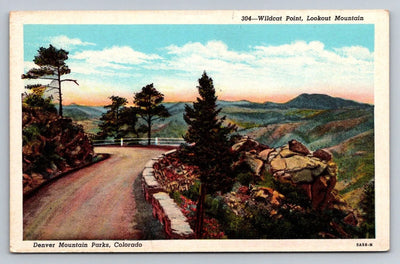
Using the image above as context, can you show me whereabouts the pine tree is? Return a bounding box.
[97,96,129,139]
[119,107,140,138]
[183,72,236,238]
[133,84,170,145]
[359,180,375,238]
[22,45,78,117]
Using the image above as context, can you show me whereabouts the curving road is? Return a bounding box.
[23,147,167,240]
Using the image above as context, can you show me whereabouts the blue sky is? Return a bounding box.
[23,24,375,105]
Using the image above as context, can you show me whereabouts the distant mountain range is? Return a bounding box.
[218,93,372,110]
[62,104,107,121]
[61,93,374,207]
[64,93,372,116]
[63,93,373,140]
[278,93,372,109]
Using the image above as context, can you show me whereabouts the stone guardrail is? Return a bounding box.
[141,149,195,239]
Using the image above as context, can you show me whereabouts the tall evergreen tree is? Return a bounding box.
[22,45,78,117]
[97,96,129,139]
[183,72,236,238]
[133,84,170,145]
[359,180,375,238]
[119,107,140,138]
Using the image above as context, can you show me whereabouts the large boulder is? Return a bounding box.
[264,140,352,214]
[284,155,325,171]
[292,169,314,183]
[270,156,287,172]
[279,148,298,158]
[288,139,310,155]
[231,136,268,153]
[268,146,328,185]
[244,154,264,176]
[259,148,273,161]
[313,149,333,161]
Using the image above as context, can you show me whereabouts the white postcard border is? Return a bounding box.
[9,10,390,253]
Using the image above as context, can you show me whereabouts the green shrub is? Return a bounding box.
[197,179,359,239]
[272,180,311,209]
[233,162,255,186]
[23,93,57,113]
[258,169,274,188]
[236,171,254,186]
[171,191,183,206]
[22,125,41,144]
[182,180,201,201]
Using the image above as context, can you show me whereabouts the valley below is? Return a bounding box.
[63,93,374,208]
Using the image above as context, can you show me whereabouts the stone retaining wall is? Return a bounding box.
[141,149,195,239]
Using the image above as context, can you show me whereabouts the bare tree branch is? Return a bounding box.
[60,79,79,86]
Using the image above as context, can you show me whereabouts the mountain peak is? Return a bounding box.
[284,93,372,110]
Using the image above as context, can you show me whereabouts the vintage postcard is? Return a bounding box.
[9,10,389,252]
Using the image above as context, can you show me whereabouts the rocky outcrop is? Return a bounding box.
[266,144,340,211]
[230,137,358,234]
[22,104,95,196]
[231,136,268,153]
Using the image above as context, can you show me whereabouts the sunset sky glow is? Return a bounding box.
[23,24,374,106]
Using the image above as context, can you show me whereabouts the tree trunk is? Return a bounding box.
[195,183,207,238]
[57,69,63,117]
[116,109,119,137]
[147,118,151,145]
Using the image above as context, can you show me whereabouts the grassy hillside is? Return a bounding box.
[152,102,373,149]
[63,104,107,121]
[231,108,373,148]
[61,104,107,135]
[65,96,373,149]
[328,130,375,208]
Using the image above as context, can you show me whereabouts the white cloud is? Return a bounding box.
[68,61,137,78]
[334,46,374,61]
[155,40,374,101]
[25,39,374,103]
[67,46,163,78]
[253,41,325,57]
[49,35,95,50]
[71,46,162,70]
[166,40,254,62]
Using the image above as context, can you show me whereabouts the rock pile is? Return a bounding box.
[267,140,338,210]
[230,137,358,231]
[153,151,198,193]
[23,104,94,195]
[232,137,268,179]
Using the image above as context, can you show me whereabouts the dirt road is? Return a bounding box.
[23,147,166,240]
